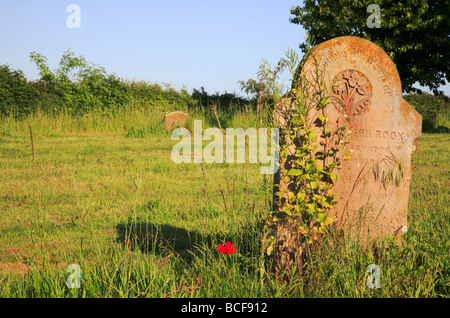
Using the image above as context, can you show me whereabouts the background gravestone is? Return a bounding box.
[162,111,189,132]
[276,36,422,241]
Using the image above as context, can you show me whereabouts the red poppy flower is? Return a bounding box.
[218,241,236,254]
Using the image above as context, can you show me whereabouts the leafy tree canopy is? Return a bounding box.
[290,0,449,95]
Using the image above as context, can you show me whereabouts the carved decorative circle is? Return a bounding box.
[330,69,372,117]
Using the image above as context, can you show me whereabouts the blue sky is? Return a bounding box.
[1,0,448,96]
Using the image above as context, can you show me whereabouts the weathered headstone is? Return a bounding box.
[275,36,422,241]
[163,111,189,132]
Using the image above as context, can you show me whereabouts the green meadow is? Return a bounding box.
[0,107,448,298]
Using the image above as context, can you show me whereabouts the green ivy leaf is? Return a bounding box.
[297,192,307,201]
[307,203,316,213]
[322,201,332,209]
[317,212,327,222]
[287,168,304,176]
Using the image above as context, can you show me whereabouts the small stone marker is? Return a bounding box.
[163,111,189,132]
[276,36,422,241]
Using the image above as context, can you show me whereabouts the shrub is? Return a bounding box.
[0,64,38,117]
[404,92,450,131]
[28,49,196,115]
[191,87,249,113]
[404,92,449,121]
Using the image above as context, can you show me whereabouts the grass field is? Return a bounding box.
[0,109,448,298]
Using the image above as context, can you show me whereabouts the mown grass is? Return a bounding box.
[0,108,448,298]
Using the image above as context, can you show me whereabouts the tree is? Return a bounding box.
[290,0,450,95]
[238,56,289,122]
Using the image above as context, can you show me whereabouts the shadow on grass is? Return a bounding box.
[116,219,265,263]
[115,194,268,264]
[115,222,216,261]
[422,119,449,133]
[116,216,266,266]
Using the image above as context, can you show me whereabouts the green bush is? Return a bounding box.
[191,86,250,113]
[0,64,38,117]
[404,92,450,131]
[27,49,195,116]
[404,92,449,120]
[124,80,195,111]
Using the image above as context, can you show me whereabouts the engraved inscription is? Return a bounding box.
[351,48,376,65]
[352,129,406,140]
[350,48,394,96]
[353,144,392,153]
[330,70,372,117]
[383,84,393,96]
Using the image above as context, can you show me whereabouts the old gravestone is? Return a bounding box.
[275,36,422,241]
[162,111,189,133]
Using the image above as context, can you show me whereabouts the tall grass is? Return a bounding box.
[1,106,164,138]
[0,105,448,298]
